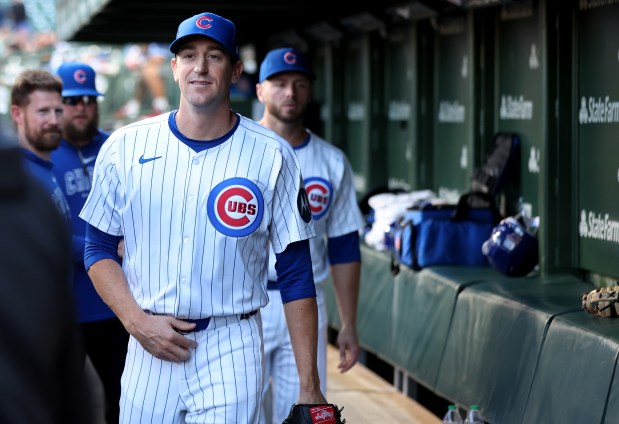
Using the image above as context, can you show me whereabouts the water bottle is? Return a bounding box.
[442,404,463,424]
[464,405,485,424]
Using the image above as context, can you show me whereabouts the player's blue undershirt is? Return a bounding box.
[266,231,360,290]
[328,231,361,264]
[84,225,315,304]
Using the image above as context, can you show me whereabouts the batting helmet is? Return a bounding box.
[482,216,539,277]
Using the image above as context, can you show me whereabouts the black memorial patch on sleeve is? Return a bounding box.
[297,178,312,223]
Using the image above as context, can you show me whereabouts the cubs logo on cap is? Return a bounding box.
[56,62,103,97]
[259,47,316,82]
[74,70,87,83]
[169,12,239,60]
[207,178,264,237]
[304,177,333,220]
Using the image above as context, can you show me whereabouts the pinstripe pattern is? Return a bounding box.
[80,112,315,423]
[81,112,314,318]
[267,132,363,283]
[269,133,364,283]
[262,132,363,423]
[120,313,262,423]
[294,132,364,282]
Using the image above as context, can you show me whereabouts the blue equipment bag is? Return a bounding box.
[391,131,520,273]
[394,192,497,271]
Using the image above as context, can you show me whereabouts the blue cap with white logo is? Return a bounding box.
[169,12,239,60]
[259,47,316,83]
[57,62,103,97]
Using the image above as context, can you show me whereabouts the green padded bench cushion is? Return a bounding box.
[435,274,590,424]
[524,310,619,424]
[326,246,509,389]
[324,246,604,424]
[390,265,503,390]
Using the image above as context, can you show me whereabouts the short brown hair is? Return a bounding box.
[11,70,62,108]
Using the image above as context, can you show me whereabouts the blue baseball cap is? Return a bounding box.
[56,62,103,97]
[169,12,239,60]
[259,47,316,83]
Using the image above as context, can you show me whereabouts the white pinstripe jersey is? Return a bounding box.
[80,112,315,319]
[268,131,364,284]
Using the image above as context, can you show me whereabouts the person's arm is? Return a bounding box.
[283,298,325,403]
[85,224,197,362]
[328,231,361,373]
[276,239,327,404]
[330,262,360,372]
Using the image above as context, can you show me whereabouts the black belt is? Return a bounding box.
[145,310,257,333]
[267,280,279,290]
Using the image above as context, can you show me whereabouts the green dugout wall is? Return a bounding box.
[576,2,619,277]
[494,1,545,219]
[342,33,387,198]
[314,1,619,420]
[383,25,418,192]
[313,44,346,151]
[308,0,619,279]
[432,13,475,203]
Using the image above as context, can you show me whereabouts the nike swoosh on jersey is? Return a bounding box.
[138,155,162,164]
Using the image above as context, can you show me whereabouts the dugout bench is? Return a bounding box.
[324,244,619,424]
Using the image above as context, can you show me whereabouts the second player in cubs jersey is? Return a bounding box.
[289,133,364,285]
[256,47,364,423]
[263,131,365,422]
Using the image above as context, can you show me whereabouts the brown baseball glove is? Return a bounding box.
[582,286,619,317]
[282,403,346,424]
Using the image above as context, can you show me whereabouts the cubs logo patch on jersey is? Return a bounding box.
[207,177,264,237]
[297,177,312,223]
[304,177,333,220]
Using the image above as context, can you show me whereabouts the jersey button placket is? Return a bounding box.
[178,156,203,312]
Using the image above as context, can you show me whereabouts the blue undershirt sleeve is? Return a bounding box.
[84,224,122,270]
[275,239,316,304]
[327,231,361,265]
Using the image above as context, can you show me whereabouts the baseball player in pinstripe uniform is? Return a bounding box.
[256,47,364,423]
[80,12,330,423]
